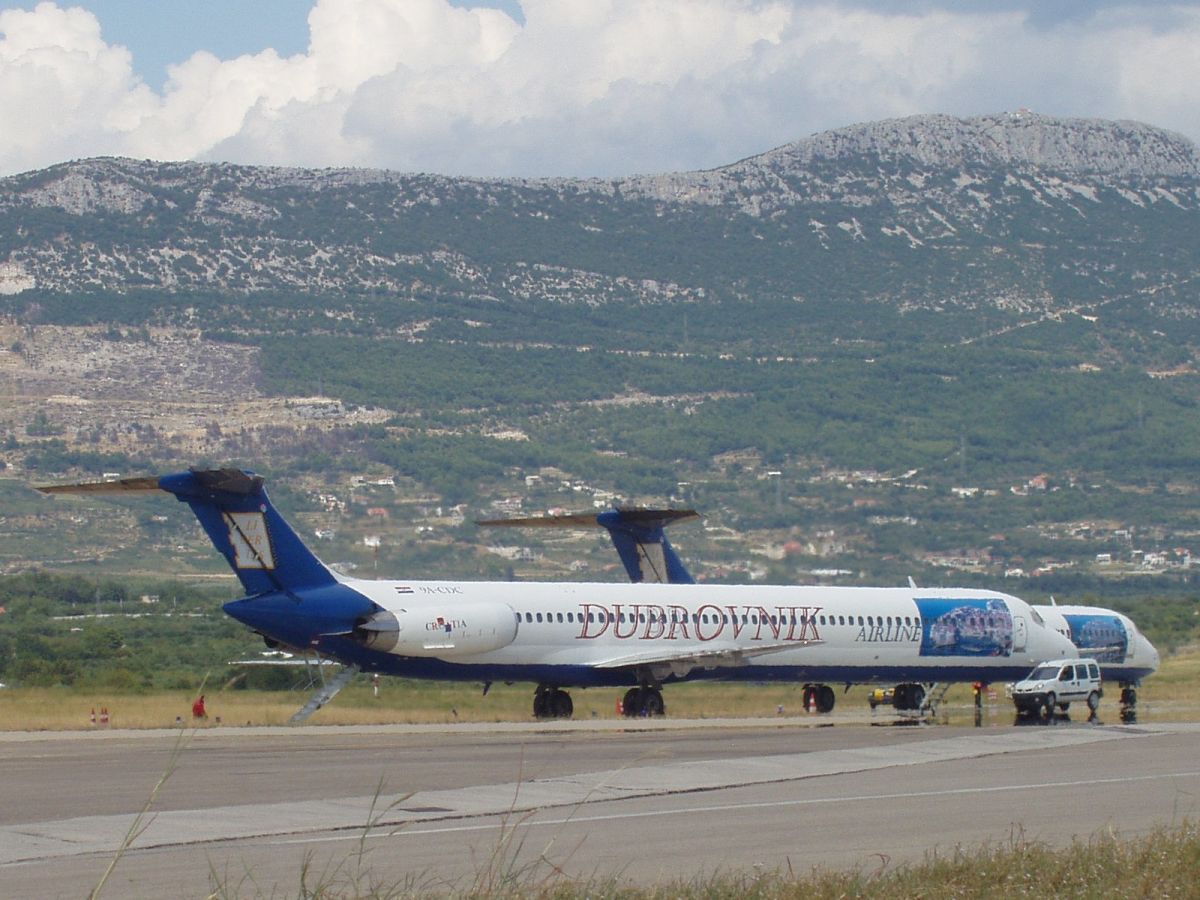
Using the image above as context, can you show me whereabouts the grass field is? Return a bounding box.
[1,645,1196,731]
[193,821,1200,898]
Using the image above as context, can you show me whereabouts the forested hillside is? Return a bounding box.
[0,111,1198,606]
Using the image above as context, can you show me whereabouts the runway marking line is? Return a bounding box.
[271,769,1200,846]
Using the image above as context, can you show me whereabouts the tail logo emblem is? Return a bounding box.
[225,511,276,570]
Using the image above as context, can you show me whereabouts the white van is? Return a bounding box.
[1011,658,1102,719]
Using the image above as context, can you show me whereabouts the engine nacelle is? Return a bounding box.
[354,602,518,658]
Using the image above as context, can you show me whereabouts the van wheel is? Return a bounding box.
[1041,692,1056,721]
[1086,691,1100,712]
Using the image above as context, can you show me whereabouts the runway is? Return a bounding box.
[1,718,1198,897]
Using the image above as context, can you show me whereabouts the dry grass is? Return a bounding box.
[2,646,1196,732]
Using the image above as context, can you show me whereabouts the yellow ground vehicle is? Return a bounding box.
[868,687,895,709]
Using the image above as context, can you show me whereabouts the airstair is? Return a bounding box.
[920,682,952,717]
[289,662,361,724]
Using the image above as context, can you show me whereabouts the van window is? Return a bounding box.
[1088,663,1100,679]
[1074,664,1087,680]
[1058,666,1071,681]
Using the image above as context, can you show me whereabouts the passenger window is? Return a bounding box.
[567,612,574,623]
[536,613,543,623]
[557,613,564,624]
[525,612,533,623]
[588,612,595,623]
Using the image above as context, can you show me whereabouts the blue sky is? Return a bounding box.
[1,1,1198,178]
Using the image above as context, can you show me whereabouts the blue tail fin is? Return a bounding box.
[157,469,337,595]
[39,468,336,596]
[595,509,697,584]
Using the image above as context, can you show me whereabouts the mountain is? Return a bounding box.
[4,113,1200,587]
[1,111,1198,347]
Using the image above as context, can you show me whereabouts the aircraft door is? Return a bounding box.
[1012,615,1027,652]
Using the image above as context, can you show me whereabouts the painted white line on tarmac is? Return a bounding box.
[273,768,1200,845]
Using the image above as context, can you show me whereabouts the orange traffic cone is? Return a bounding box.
[99,707,109,726]
[90,708,96,726]
[807,690,817,714]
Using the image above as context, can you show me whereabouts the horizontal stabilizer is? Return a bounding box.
[476,508,699,528]
[37,475,164,494]
[478,507,699,584]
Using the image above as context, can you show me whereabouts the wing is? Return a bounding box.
[590,639,822,680]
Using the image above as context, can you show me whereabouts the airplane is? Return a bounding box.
[1032,601,1159,713]
[38,467,1081,720]
[485,510,1160,713]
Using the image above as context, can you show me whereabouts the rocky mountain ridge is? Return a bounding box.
[1,112,1198,318]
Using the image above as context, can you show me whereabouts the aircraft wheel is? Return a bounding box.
[622,687,643,717]
[817,684,836,713]
[550,689,574,719]
[533,688,552,719]
[642,688,665,717]
[911,685,926,710]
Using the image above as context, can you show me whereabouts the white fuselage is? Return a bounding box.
[344,578,1078,686]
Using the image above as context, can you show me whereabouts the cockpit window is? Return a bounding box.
[1029,608,1044,625]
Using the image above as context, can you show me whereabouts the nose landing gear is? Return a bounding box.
[1119,684,1138,723]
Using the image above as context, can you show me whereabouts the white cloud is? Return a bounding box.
[1,0,1199,178]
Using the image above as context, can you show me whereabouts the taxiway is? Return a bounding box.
[1,718,1197,897]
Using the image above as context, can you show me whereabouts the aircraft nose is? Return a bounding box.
[1145,636,1161,670]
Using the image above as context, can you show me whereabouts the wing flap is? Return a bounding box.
[592,639,820,671]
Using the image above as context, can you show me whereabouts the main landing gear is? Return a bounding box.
[621,686,665,717]
[533,685,574,719]
[802,683,836,713]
